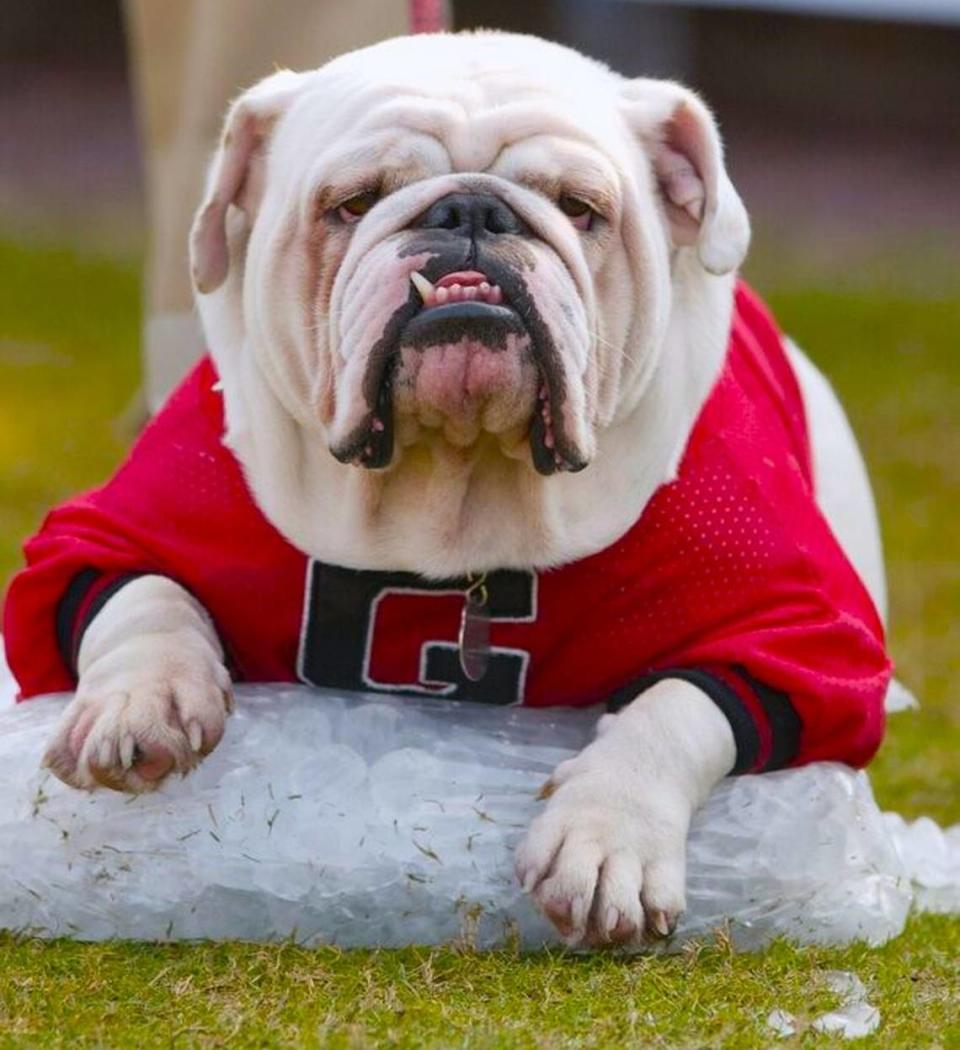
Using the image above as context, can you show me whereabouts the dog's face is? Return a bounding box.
[191,33,749,492]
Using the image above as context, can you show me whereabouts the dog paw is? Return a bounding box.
[514,751,689,948]
[43,650,233,793]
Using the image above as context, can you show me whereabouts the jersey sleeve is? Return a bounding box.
[603,458,892,773]
[608,287,890,774]
[609,580,890,775]
[2,358,226,699]
[3,505,158,697]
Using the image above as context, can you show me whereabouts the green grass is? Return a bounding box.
[0,235,957,1047]
[0,916,958,1048]
[0,239,140,586]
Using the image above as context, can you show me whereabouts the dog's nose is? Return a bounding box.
[414,193,526,237]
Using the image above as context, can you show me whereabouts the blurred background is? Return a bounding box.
[4,1,958,279]
[0,2,957,820]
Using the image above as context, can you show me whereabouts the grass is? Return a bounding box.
[0,233,958,1046]
[0,916,958,1048]
[0,239,140,581]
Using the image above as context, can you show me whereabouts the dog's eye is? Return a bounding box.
[557,195,595,231]
[337,190,380,223]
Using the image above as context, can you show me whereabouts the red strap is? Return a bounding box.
[409,0,447,32]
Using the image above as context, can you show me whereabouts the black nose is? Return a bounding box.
[414,193,526,238]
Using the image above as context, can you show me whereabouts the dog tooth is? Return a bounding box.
[436,286,449,304]
[410,271,435,304]
[464,286,478,300]
[371,417,385,433]
[489,285,503,304]
[479,281,490,295]
[544,431,555,449]
[449,283,463,300]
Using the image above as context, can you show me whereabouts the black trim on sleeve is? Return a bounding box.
[55,570,146,677]
[606,667,761,775]
[55,568,101,676]
[733,665,802,772]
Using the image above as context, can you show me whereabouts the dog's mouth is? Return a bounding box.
[410,269,506,311]
[331,265,586,477]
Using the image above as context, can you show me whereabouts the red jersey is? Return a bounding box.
[3,284,889,773]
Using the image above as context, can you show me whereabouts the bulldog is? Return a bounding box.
[3,32,891,947]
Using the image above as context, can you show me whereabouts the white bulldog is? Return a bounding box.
[34,32,887,947]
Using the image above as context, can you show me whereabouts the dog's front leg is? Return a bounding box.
[515,680,736,946]
[43,576,232,792]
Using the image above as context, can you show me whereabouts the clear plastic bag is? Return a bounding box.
[883,813,960,914]
[0,676,916,950]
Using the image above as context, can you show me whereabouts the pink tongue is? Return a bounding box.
[436,270,488,289]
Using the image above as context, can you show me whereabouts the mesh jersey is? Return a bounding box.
[2,283,890,774]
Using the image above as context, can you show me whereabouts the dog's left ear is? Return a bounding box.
[620,80,750,275]
[190,69,307,295]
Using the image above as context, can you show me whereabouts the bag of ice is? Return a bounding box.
[0,650,926,950]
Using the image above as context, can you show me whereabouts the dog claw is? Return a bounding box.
[604,905,620,935]
[647,908,674,939]
[96,738,114,771]
[119,734,136,769]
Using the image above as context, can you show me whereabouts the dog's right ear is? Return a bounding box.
[190,70,306,295]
